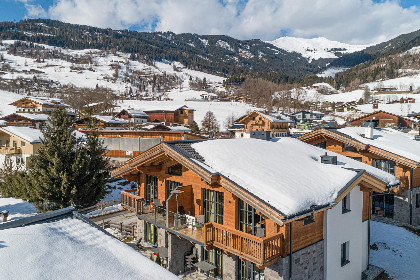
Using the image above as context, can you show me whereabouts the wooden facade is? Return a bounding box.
[234,111,290,137]
[350,111,414,128]
[0,113,47,129]
[145,106,194,127]
[10,97,64,114]
[112,141,386,269]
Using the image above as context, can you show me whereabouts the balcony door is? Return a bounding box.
[203,248,223,279]
[238,199,265,236]
[202,189,224,224]
[146,175,158,203]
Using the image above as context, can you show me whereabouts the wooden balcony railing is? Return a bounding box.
[0,147,22,155]
[204,222,284,268]
[121,189,144,215]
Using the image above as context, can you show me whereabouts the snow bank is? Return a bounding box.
[0,218,178,279]
[370,221,420,280]
[191,138,397,216]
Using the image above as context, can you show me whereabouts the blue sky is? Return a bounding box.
[1,0,420,44]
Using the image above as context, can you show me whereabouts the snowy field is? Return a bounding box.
[0,197,37,221]
[370,221,420,280]
[0,40,225,93]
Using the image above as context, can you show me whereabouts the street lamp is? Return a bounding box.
[170,189,184,229]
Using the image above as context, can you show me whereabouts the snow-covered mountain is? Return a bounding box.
[268,37,369,61]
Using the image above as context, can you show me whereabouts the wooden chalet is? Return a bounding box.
[10,97,68,114]
[350,110,414,128]
[144,105,194,127]
[232,111,291,138]
[115,109,149,124]
[111,138,395,279]
[298,127,420,226]
[0,126,43,171]
[0,113,49,129]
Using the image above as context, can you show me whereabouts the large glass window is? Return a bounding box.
[203,189,224,224]
[372,193,394,218]
[239,259,264,280]
[146,175,158,203]
[372,159,395,175]
[238,199,265,236]
[203,248,223,278]
[146,223,157,246]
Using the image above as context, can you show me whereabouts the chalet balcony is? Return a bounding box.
[0,147,22,155]
[121,190,285,268]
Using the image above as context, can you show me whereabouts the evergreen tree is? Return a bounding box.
[201,111,219,137]
[4,108,110,210]
[190,121,200,134]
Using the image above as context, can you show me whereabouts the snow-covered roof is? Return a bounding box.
[141,104,194,112]
[125,109,149,117]
[16,113,49,121]
[93,115,129,124]
[168,125,191,132]
[0,209,178,280]
[0,126,44,143]
[336,127,420,163]
[259,112,292,123]
[10,97,69,107]
[190,138,397,216]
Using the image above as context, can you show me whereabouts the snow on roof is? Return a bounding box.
[191,138,397,216]
[259,112,292,123]
[140,104,194,112]
[16,113,49,121]
[0,215,178,279]
[93,115,129,124]
[168,125,191,132]
[336,127,420,163]
[126,109,149,117]
[0,197,37,222]
[0,126,44,143]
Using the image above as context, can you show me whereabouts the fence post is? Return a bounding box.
[120,222,123,233]
[132,225,135,238]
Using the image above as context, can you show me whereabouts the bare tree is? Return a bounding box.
[201,111,219,137]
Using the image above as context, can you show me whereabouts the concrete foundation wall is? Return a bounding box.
[394,191,410,224]
[222,254,238,280]
[167,233,193,275]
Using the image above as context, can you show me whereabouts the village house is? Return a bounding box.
[0,126,43,171]
[0,112,49,129]
[350,110,414,128]
[143,105,195,127]
[291,110,324,123]
[80,129,205,166]
[75,115,129,130]
[230,111,292,138]
[297,126,420,226]
[10,97,69,114]
[114,109,149,124]
[111,137,396,280]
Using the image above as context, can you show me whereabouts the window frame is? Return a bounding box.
[341,241,350,267]
[342,194,351,214]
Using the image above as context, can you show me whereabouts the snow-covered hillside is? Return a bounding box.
[268,37,368,61]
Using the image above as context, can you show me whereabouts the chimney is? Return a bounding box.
[320,152,337,165]
[365,125,373,139]
[1,210,8,222]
